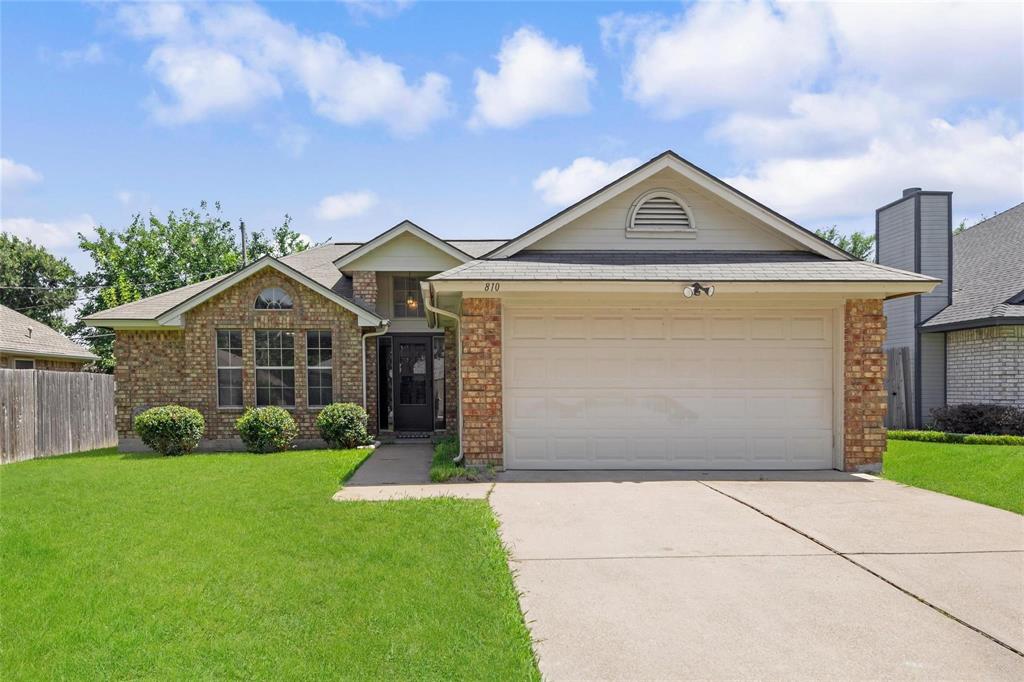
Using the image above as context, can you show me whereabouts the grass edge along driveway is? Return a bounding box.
[1,448,538,680]
[884,439,1024,514]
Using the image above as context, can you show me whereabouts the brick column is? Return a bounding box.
[461,298,502,466]
[352,271,379,432]
[844,298,887,471]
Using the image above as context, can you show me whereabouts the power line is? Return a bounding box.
[0,269,231,292]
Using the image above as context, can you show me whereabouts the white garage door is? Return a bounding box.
[503,306,835,469]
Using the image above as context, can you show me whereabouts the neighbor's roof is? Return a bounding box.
[430,250,940,282]
[0,304,97,361]
[922,202,1024,330]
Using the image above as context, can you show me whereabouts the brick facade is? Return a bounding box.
[444,326,459,435]
[460,298,502,465]
[0,354,86,371]
[947,325,1024,407]
[844,298,888,471]
[352,271,379,433]
[114,269,365,448]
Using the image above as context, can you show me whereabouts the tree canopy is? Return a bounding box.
[814,226,875,261]
[77,202,308,370]
[0,233,79,332]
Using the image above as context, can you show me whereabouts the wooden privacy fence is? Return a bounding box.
[885,346,913,429]
[0,369,116,464]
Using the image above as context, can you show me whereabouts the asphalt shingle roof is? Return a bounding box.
[430,250,938,282]
[0,304,97,361]
[922,202,1024,329]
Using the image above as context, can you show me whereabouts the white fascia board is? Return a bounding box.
[429,279,937,299]
[489,154,849,261]
[333,221,471,269]
[0,347,97,362]
[155,257,384,327]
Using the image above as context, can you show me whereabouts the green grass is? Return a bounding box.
[884,439,1024,514]
[1,448,537,680]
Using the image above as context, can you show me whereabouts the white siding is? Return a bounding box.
[530,168,803,252]
[343,232,464,272]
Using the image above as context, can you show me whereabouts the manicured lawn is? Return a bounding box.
[884,439,1024,514]
[1,448,537,680]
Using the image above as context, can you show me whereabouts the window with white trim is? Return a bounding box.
[13,358,35,370]
[626,189,696,237]
[255,330,295,406]
[306,330,333,407]
[216,331,243,407]
[255,287,293,310]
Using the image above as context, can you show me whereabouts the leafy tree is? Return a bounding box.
[77,202,308,370]
[954,212,996,235]
[814,226,875,261]
[0,233,78,332]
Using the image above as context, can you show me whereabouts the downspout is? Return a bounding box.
[421,282,464,463]
[362,322,390,413]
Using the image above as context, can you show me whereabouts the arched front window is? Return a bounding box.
[254,287,293,310]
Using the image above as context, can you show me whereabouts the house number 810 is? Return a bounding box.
[484,282,500,292]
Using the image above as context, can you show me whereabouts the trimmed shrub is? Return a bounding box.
[929,403,1024,436]
[134,405,205,456]
[888,429,1024,446]
[315,403,371,449]
[236,407,298,453]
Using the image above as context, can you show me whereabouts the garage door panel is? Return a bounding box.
[504,307,835,469]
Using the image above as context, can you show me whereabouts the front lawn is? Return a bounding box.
[1,448,537,680]
[883,439,1024,514]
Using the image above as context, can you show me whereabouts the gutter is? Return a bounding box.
[421,282,464,464]
[361,322,390,412]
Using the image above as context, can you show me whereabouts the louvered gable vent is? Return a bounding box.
[627,189,696,236]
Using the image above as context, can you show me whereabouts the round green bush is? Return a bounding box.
[315,403,371,449]
[236,406,298,453]
[133,405,205,456]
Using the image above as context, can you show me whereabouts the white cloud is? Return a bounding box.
[315,191,378,220]
[470,28,595,129]
[828,2,1023,102]
[1,158,43,189]
[0,214,96,250]
[725,113,1024,221]
[343,0,414,22]
[146,45,283,124]
[115,2,450,135]
[276,125,311,158]
[611,1,830,117]
[533,156,640,206]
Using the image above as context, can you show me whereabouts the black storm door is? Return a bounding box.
[394,337,433,431]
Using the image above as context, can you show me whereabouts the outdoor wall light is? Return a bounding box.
[683,282,715,298]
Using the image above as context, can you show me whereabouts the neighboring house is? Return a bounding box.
[877,194,1023,426]
[0,304,98,370]
[84,151,936,471]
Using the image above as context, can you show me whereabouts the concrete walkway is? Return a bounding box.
[333,443,490,501]
[490,473,1024,680]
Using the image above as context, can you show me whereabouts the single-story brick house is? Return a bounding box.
[877,197,1023,425]
[84,151,937,471]
[0,303,97,370]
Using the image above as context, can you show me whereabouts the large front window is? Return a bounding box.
[392,275,425,318]
[254,330,295,406]
[306,330,333,407]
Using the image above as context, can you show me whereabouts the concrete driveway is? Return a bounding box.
[490,472,1024,680]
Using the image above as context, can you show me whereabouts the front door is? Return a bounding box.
[394,336,434,431]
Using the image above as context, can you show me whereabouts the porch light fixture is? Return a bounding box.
[406,295,419,310]
[683,282,715,298]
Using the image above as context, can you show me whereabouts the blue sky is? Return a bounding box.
[2,1,1022,271]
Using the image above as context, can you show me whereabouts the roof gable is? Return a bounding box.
[488,151,850,260]
[155,257,384,327]
[333,221,471,270]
